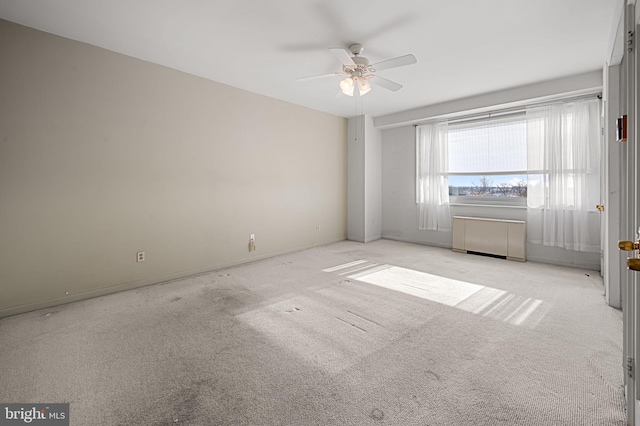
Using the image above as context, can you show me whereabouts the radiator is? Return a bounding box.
[452,216,526,262]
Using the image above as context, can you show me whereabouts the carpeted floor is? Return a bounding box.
[0,240,625,425]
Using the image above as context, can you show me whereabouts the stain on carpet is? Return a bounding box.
[370,408,385,421]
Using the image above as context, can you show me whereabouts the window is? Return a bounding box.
[415,97,602,251]
[447,114,529,205]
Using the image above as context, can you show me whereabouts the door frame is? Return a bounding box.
[620,3,639,424]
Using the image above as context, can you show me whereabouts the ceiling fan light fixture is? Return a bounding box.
[340,76,371,96]
[340,77,354,96]
[357,77,371,95]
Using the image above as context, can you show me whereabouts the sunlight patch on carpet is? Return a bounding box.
[322,260,368,273]
[321,263,548,329]
[353,266,484,307]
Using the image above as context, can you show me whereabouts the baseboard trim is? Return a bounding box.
[364,235,382,243]
[2,236,600,319]
[381,234,452,250]
[381,235,600,270]
[0,238,347,319]
[525,255,600,271]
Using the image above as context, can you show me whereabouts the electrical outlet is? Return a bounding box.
[316,225,320,231]
[250,234,255,241]
[137,251,145,262]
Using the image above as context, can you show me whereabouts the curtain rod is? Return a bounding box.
[413,92,602,127]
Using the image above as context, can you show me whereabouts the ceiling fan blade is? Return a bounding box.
[370,54,417,72]
[329,48,356,66]
[356,15,415,45]
[371,75,403,92]
[296,72,345,82]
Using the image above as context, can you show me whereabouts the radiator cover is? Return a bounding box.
[452,216,526,262]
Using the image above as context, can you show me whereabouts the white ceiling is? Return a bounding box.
[0,0,618,119]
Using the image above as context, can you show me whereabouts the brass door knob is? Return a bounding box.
[619,241,640,251]
[596,205,605,212]
[628,258,640,271]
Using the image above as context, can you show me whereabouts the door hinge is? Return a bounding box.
[628,30,634,53]
[626,357,634,378]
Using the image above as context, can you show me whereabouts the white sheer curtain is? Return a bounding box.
[526,99,601,252]
[416,122,451,231]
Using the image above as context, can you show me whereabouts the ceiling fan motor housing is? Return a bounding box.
[344,55,371,75]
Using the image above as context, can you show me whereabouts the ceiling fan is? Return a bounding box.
[297,43,417,97]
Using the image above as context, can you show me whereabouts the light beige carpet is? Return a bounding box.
[0,240,625,425]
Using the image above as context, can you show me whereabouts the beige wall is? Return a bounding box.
[0,20,347,317]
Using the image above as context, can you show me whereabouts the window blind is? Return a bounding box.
[448,115,527,174]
